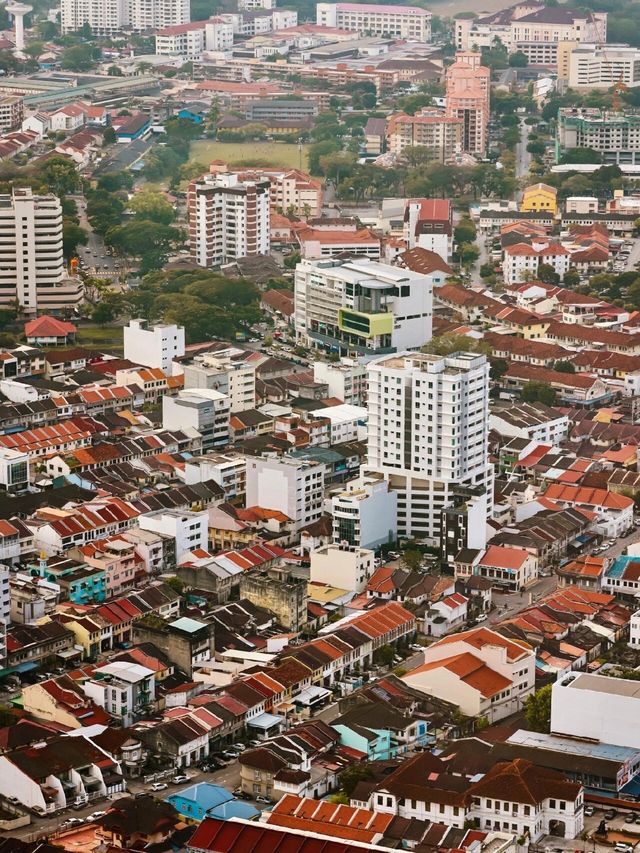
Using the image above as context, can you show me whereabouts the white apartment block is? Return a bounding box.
[310,543,375,593]
[182,351,255,413]
[366,352,493,543]
[629,609,640,649]
[0,188,80,315]
[245,456,325,531]
[238,0,274,9]
[188,172,270,268]
[123,319,185,373]
[83,661,155,727]
[502,243,571,286]
[139,508,208,561]
[155,18,233,58]
[0,96,23,133]
[313,358,368,406]
[163,389,230,449]
[61,0,188,33]
[317,2,431,41]
[184,453,246,499]
[566,43,640,89]
[294,258,435,356]
[0,447,29,492]
[331,473,398,551]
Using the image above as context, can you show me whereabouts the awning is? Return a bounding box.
[57,648,82,659]
[247,712,284,731]
[621,775,640,798]
[0,660,38,677]
[294,685,331,707]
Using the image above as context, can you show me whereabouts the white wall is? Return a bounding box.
[123,320,185,372]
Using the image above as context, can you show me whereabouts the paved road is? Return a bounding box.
[489,574,558,625]
[625,237,640,272]
[95,137,153,175]
[515,118,532,188]
[73,195,124,279]
[600,526,640,560]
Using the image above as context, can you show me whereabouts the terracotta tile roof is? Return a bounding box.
[24,316,76,337]
[408,652,512,699]
[543,482,634,511]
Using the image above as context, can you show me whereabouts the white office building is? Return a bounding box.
[184,453,246,499]
[567,43,640,90]
[182,351,255,413]
[310,543,375,594]
[245,456,325,531]
[0,188,82,315]
[0,447,29,492]
[294,258,435,356]
[123,319,185,373]
[188,172,270,268]
[331,473,397,551]
[365,351,493,543]
[155,17,233,58]
[317,2,431,40]
[163,389,230,450]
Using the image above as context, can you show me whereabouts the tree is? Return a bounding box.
[554,360,576,373]
[458,243,480,267]
[60,44,100,71]
[563,268,581,288]
[537,263,560,285]
[490,358,508,381]
[129,190,175,225]
[339,766,373,798]
[63,221,88,259]
[284,250,301,270]
[108,65,123,76]
[374,644,395,666]
[102,125,116,145]
[524,684,552,733]
[400,549,423,572]
[508,51,528,67]
[521,382,557,405]
[454,219,476,245]
[422,334,491,357]
[38,156,79,196]
[559,147,601,165]
[526,139,546,157]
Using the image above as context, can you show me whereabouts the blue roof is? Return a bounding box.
[168,783,232,811]
[208,800,260,820]
[606,555,640,579]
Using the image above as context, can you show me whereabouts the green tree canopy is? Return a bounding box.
[524,684,552,733]
[521,382,557,405]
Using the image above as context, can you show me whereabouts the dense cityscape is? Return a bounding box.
[0,0,638,851]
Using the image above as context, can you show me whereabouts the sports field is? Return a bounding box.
[189,140,310,171]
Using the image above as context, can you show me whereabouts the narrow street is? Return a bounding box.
[515,118,532,189]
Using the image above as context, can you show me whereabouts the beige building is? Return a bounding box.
[239,568,308,630]
[386,109,462,159]
[310,543,374,594]
[445,52,490,155]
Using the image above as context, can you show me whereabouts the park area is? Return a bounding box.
[188,140,310,172]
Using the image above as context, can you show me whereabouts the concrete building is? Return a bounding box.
[139,508,208,562]
[489,403,569,444]
[294,257,436,356]
[182,351,255,413]
[445,51,490,155]
[404,198,453,261]
[386,109,462,161]
[239,568,307,630]
[317,2,430,39]
[61,0,188,33]
[188,172,270,268]
[565,43,640,90]
[155,18,234,58]
[557,107,640,166]
[331,474,397,550]
[163,388,230,449]
[132,615,214,677]
[0,446,29,491]
[310,543,374,593]
[365,351,493,543]
[313,358,368,406]
[123,319,185,373]
[83,661,155,727]
[245,456,324,531]
[0,188,83,315]
[184,453,246,499]
[0,96,23,132]
[552,672,640,750]
[629,608,640,649]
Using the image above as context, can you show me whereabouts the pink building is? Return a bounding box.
[445,51,490,155]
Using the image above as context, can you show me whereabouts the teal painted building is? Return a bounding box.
[28,555,107,604]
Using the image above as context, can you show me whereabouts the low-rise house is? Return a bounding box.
[24,316,77,347]
[167,782,259,822]
[402,627,535,723]
[332,701,430,759]
[94,794,182,848]
[83,660,156,727]
[540,483,634,538]
[22,674,111,730]
[140,714,210,768]
[557,555,606,590]
[424,593,468,637]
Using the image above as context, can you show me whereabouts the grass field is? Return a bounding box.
[189,140,310,171]
[77,324,124,353]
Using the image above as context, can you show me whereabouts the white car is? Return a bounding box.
[87,811,107,821]
[150,782,168,791]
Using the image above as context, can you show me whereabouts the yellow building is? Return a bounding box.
[521,183,558,215]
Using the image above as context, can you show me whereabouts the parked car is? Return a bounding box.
[614,844,634,853]
[172,775,190,784]
[625,814,636,824]
[256,795,273,804]
[62,818,84,827]
[222,751,238,760]
[584,805,595,816]
[476,614,488,623]
[150,782,168,792]
[605,808,618,819]
[87,811,107,821]
[248,739,262,747]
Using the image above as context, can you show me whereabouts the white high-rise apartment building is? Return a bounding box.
[295,258,437,356]
[317,2,431,41]
[182,351,256,413]
[0,188,82,315]
[163,389,230,450]
[366,351,493,543]
[188,172,270,268]
[61,0,188,34]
